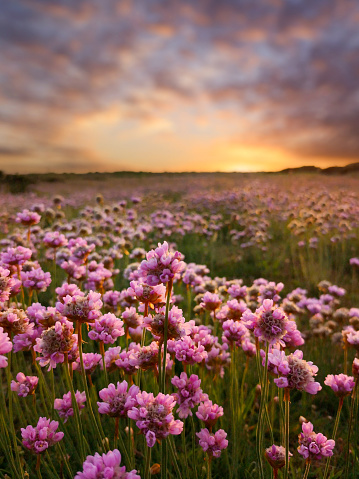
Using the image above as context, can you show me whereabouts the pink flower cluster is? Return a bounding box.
[15,209,41,226]
[54,390,86,422]
[11,372,38,397]
[89,313,125,344]
[324,374,355,398]
[21,417,64,454]
[75,449,140,479]
[128,391,183,447]
[274,350,321,394]
[138,241,185,286]
[196,428,228,458]
[243,299,296,346]
[171,373,208,418]
[56,291,102,324]
[298,421,335,460]
[98,381,139,418]
[0,326,13,368]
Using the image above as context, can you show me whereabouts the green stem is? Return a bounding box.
[191,416,199,479]
[161,280,173,393]
[63,356,86,462]
[5,352,24,478]
[323,397,343,479]
[284,388,290,479]
[100,341,109,386]
[207,456,212,479]
[144,445,151,479]
[256,343,269,479]
[344,380,358,479]
[302,460,311,479]
[78,323,107,449]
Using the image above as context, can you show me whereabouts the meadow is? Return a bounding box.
[0,172,358,478]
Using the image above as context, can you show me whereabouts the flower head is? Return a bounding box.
[54,390,86,423]
[274,350,321,394]
[243,299,294,346]
[196,428,228,458]
[128,391,183,447]
[56,291,102,324]
[324,374,355,398]
[196,400,223,428]
[21,417,63,454]
[89,313,125,344]
[74,449,141,479]
[0,327,13,368]
[171,373,208,418]
[11,372,38,397]
[298,421,335,460]
[138,241,185,286]
[265,445,292,470]
[98,381,139,418]
[34,320,76,370]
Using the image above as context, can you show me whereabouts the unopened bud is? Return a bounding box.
[150,463,161,475]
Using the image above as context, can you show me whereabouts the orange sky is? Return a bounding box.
[1,1,358,173]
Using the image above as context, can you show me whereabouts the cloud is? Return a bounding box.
[0,0,358,172]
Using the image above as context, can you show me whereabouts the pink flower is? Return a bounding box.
[274,350,321,394]
[196,400,224,428]
[243,299,295,346]
[349,257,359,267]
[200,292,222,312]
[98,381,139,418]
[1,246,32,266]
[15,209,41,226]
[115,344,140,376]
[138,241,185,286]
[56,291,102,324]
[196,428,228,458]
[265,444,292,470]
[168,336,208,365]
[56,283,84,302]
[103,346,121,372]
[74,449,140,479]
[11,372,38,397]
[21,267,51,292]
[89,313,125,344]
[68,237,95,265]
[73,353,102,374]
[171,373,208,418]
[0,327,13,368]
[298,421,335,460]
[222,320,247,345]
[54,390,86,422]
[0,266,15,302]
[21,417,64,454]
[43,231,68,248]
[127,281,166,305]
[34,320,76,370]
[144,305,189,341]
[0,308,30,335]
[121,307,143,329]
[324,374,355,398]
[258,281,284,303]
[128,391,183,447]
[262,348,290,376]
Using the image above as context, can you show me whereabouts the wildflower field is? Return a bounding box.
[0,173,358,479]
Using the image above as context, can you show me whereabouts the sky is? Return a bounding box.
[1,0,359,174]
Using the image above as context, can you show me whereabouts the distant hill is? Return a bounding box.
[277,162,359,175]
